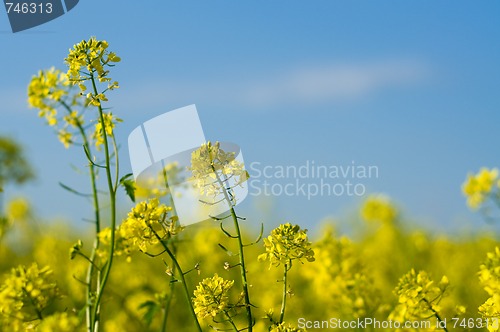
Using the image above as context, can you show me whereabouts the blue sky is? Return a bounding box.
[1,1,499,235]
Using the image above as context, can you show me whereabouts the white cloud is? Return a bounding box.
[243,60,428,106]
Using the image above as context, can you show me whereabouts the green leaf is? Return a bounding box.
[218,243,235,256]
[138,300,160,326]
[59,182,92,197]
[119,173,136,202]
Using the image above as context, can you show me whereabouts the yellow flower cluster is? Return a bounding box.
[0,263,58,325]
[302,228,378,318]
[99,198,181,259]
[390,269,448,322]
[190,141,249,199]
[28,37,122,151]
[462,168,499,209]
[259,223,315,268]
[479,247,500,331]
[28,68,85,148]
[361,194,398,224]
[27,68,68,126]
[192,273,234,320]
[92,112,122,149]
[35,312,81,332]
[6,197,31,222]
[1,198,31,239]
[270,322,306,332]
[65,37,120,99]
[135,162,184,199]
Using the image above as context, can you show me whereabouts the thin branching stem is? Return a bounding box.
[212,165,253,331]
[150,228,202,332]
[223,311,239,332]
[88,73,117,332]
[422,298,448,332]
[160,239,178,332]
[59,101,102,332]
[279,263,290,324]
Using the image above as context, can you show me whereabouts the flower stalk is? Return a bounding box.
[213,165,253,331]
[279,264,290,324]
[89,74,118,332]
[150,228,202,332]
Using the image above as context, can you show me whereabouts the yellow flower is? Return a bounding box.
[36,312,81,332]
[6,197,31,221]
[28,68,88,148]
[93,112,122,149]
[479,247,500,331]
[480,247,500,296]
[361,194,397,224]
[479,295,500,332]
[27,68,69,126]
[462,168,499,209]
[259,223,315,268]
[135,162,184,199]
[0,263,59,323]
[192,273,234,320]
[189,141,249,201]
[389,269,448,321]
[57,129,72,148]
[271,322,307,332]
[65,37,120,95]
[98,198,181,259]
[62,110,83,128]
[301,228,378,319]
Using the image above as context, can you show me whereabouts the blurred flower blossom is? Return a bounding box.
[36,312,81,332]
[0,263,59,324]
[479,247,500,331]
[27,68,68,126]
[462,168,499,209]
[259,223,315,268]
[271,322,306,332]
[361,194,397,224]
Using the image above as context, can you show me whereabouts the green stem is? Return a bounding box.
[151,229,202,332]
[434,310,448,332]
[212,166,253,331]
[224,311,239,332]
[279,264,289,324]
[111,135,120,190]
[423,298,448,332]
[22,287,43,320]
[160,241,177,332]
[229,206,253,331]
[89,74,117,332]
[158,175,178,331]
[60,101,101,332]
